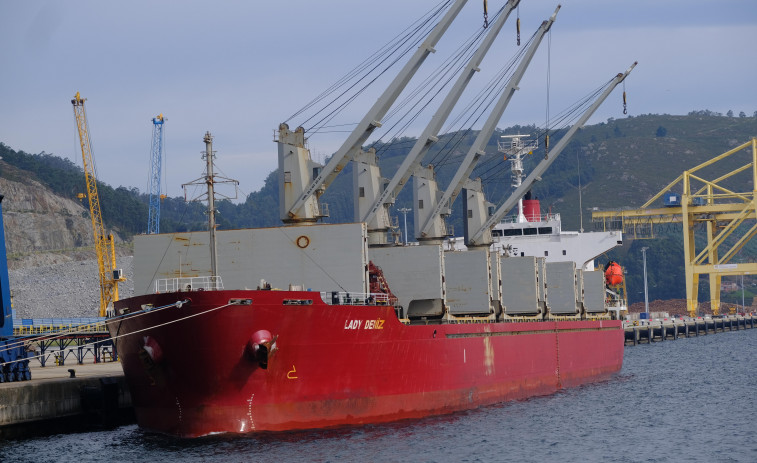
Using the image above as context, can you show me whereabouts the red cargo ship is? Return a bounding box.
[108,1,631,437]
[110,289,623,437]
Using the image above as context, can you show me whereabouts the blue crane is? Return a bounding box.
[147,114,165,234]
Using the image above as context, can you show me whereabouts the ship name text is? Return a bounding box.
[344,319,385,330]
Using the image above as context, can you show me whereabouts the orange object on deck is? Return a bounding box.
[605,261,623,286]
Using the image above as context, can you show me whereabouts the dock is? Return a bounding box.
[0,361,132,439]
[624,314,757,345]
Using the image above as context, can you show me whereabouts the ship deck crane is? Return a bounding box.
[71,92,124,317]
[357,0,521,245]
[279,0,469,223]
[591,138,757,317]
[417,7,561,242]
[467,62,637,247]
[147,114,165,234]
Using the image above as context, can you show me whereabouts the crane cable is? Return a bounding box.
[0,299,188,359]
[475,77,616,191]
[287,1,450,130]
[544,29,551,159]
[304,15,437,135]
[623,80,628,115]
[373,7,499,155]
[429,29,536,169]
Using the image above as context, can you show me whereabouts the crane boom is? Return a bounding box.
[285,0,469,221]
[71,92,123,317]
[419,6,561,238]
[147,114,165,234]
[468,61,638,245]
[361,0,521,225]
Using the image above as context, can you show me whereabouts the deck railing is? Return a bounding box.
[156,276,224,293]
[320,291,391,306]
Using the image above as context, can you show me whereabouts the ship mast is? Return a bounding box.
[204,132,218,277]
[183,131,238,284]
[498,134,538,223]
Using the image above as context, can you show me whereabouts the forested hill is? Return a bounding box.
[2,111,756,304]
[3,111,754,237]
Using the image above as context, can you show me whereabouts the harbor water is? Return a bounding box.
[2,329,755,462]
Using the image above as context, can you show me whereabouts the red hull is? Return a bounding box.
[110,290,623,437]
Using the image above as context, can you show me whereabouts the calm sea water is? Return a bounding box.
[3,330,756,463]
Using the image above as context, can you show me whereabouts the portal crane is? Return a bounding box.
[147,114,165,234]
[591,138,757,316]
[71,92,124,317]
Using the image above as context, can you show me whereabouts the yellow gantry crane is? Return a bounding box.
[592,138,757,317]
[71,92,124,317]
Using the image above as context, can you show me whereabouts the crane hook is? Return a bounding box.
[517,17,521,46]
[544,133,550,159]
[622,90,628,115]
[483,0,489,29]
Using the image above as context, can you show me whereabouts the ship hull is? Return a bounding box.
[110,290,623,437]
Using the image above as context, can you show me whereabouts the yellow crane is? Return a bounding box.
[71,92,124,317]
[592,138,757,317]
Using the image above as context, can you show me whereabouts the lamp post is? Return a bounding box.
[398,207,412,245]
[641,247,650,315]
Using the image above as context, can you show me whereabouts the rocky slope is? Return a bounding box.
[9,257,134,319]
[1,174,95,268]
[1,175,134,318]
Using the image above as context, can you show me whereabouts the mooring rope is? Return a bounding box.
[0,298,233,367]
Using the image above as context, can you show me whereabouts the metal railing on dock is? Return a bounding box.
[13,316,107,336]
[624,314,756,346]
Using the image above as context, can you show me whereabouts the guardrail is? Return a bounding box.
[13,317,107,335]
[155,276,224,293]
[320,291,392,306]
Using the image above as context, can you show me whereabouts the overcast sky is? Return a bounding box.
[1,0,755,201]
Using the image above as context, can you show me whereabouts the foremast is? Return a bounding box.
[182,131,239,283]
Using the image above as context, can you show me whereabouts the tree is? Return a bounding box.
[727,110,734,117]
[739,111,746,118]
[656,126,667,137]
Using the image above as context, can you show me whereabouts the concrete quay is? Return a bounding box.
[0,361,132,439]
[624,314,757,345]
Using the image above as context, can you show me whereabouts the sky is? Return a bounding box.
[1,0,755,202]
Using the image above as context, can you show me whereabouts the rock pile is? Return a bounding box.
[8,257,134,319]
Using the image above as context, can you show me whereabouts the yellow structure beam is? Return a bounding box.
[591,138,757,317]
